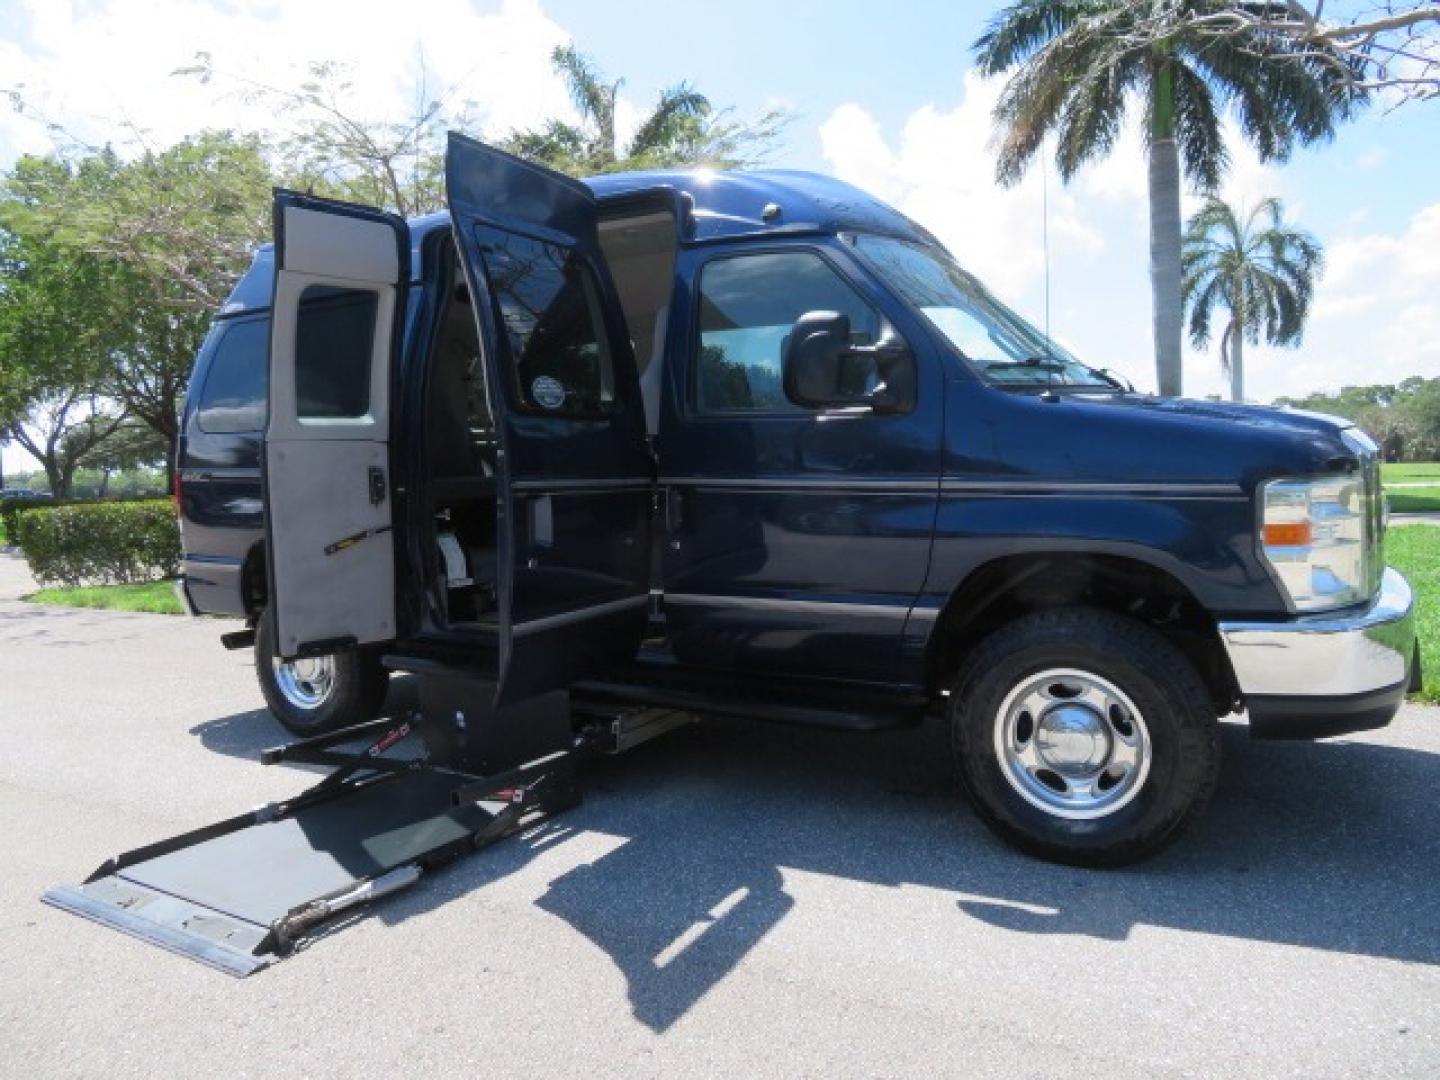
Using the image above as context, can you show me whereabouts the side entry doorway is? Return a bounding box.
[445,135,653,704]
[264,192,409,659]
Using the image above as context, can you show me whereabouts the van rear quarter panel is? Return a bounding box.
[177,334,266,617]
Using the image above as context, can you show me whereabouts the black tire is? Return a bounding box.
[950,607,1219,868]
[254,607,390,737]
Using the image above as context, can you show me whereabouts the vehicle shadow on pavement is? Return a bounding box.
[192,692,1440,1032]
[189,676,424,764]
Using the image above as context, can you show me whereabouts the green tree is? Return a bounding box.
[973,0,1364,397]
[178,55,458,217]
[1180,3,1439,103]
[1,133,273,483]
[1276,379,1440,462]
[504,45,788,175]
[72,419,167,497]
[0,214,130,498]
[1182,196,1322,402]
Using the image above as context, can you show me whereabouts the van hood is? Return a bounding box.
[963,388,1365,490]
[1075,393,1353,442]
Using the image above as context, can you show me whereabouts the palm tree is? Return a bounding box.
[974,1,1363,397]
[1182,196,1322,402]
[505,46,716,174]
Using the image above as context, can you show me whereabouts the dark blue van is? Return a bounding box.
[176,135,1417,866]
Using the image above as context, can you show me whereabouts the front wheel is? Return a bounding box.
[950,608,1219,867]
[254,607,390,737]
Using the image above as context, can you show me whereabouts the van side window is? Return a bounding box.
[697,251,885,413]
[196,318,268,433]
[295,286,379,419]
[474,225,614,415]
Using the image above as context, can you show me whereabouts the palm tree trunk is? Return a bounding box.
[1148,61,1184,398]
[1230,326,1244,402]
[1148,139,1184,397]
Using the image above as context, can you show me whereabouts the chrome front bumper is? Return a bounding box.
[1218,567,1418,738]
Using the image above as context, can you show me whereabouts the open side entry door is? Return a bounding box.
[39,168,643,977]
[445,135,652,704]
[264,193,409,658]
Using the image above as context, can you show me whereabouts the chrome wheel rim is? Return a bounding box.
[994,668,1151,820]
[272,654,336,710]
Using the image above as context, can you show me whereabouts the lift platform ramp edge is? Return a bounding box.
[42,686,601,977]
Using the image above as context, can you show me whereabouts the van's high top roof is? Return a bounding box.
[220,168,936,316]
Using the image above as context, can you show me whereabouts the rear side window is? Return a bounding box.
[295,286,379,419]
[196,318,268,433]
[474,225,614,415]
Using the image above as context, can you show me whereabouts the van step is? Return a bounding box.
[574,669,926,732]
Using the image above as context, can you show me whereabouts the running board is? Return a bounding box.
[43,711,583,976]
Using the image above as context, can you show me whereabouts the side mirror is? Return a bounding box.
[782,311,914,414]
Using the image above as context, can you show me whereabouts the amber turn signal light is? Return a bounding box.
[1263,522,1312,547]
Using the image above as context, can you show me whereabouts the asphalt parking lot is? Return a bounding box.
[1,552,1437,1078]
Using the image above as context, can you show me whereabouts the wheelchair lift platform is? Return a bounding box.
[43,686,592,977]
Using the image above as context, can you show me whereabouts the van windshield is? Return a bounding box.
[851,235,1118,389]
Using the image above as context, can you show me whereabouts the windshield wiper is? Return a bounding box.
[986,358,1069,373]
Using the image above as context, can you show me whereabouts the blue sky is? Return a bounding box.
[3,0,1439,475]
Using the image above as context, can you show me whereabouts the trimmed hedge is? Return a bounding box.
[1,498,34,547]
[16,499,180,587]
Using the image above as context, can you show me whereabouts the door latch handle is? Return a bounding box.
[368,467,387,505]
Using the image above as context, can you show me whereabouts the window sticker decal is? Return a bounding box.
[532,375,567,409]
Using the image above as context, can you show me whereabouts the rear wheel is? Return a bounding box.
[254,607,390,737]
[950,607,1219,867]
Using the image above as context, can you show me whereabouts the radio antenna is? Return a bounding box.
[1042,139,1052,355]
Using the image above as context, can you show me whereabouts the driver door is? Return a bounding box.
[445,135,652,703]
[264,192,408,658]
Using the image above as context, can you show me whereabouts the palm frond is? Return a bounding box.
[973,0,1095,75]
[1052,43,1138,180]
[1169,64,1228,192]
[551,44,615,129]
[628,83,711,157]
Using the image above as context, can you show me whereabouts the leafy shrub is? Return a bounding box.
[3,495,78,545]
[16,499,180,587]
[1,498,33,546]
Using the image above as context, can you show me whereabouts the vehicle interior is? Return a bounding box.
[421,241,500,634]
[418,204,678,640]
[597,208,678,439]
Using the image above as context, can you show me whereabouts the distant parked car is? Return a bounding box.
[0,489,53,501]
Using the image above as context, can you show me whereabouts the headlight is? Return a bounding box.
[1260,474,1378,611]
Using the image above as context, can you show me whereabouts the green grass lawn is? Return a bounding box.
[25,579,184,615]
[1387,487,1440,514]
[1382,462,1440,484]
[1386,525,1440,703]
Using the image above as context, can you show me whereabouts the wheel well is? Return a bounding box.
[926,554,1239,715]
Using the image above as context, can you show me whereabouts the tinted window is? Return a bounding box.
[295,287,379,419]
[196,319,268,433]
[697,251,884,412]
[475,225,614,415]
[853,235,1111,388]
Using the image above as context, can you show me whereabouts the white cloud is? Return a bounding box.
[0,0,580,166]
[1356,146,1389,171]
[819,73,1104,301]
